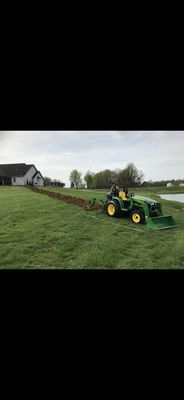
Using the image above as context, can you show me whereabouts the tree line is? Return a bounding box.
[69,163,144,189]
[45,166,184,189]
[142,178,184,187]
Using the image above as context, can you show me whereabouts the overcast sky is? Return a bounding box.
[0,131,184,187]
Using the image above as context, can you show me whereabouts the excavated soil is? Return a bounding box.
[27,186,100,210]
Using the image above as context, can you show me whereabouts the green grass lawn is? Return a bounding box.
[0,186,184,269]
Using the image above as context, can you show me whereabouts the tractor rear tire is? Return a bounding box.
[107,201,121,218]
[130,209,145,224]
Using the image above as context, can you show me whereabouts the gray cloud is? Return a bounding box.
[0,131,7,142]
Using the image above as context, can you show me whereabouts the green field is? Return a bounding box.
[1,186,184,269]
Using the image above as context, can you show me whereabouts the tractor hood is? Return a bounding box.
[132,195,160,205]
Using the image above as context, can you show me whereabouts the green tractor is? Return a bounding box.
[86,190,178,230]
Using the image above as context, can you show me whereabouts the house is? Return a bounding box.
[179,183,184,187]
[0,163,44,186]
[167,182,174,188]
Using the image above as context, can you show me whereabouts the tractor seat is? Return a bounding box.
[119,191,128,201]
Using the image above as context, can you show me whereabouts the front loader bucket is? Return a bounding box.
[147,215,179,230]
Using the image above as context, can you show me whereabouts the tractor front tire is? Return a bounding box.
[130,209,145,224]
[107,201,121,218]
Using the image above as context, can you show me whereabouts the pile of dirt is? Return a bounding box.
[27,186,100,210]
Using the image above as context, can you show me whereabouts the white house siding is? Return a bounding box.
[33,172,44,187]
[23,165,37,185]
[11,165,37,186]
[11,176,24,185]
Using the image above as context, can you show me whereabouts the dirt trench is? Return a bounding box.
[26,186,100,210]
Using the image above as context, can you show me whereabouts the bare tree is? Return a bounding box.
[69,169,82,188]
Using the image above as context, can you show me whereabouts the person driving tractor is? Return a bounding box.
[123,186,129,198]
[107,181,119,200]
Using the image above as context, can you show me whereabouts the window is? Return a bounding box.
[13,177,16,183]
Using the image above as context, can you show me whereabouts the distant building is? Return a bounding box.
[49,181,65,187]
[179,183,184,187]
[167,182,174,188]
[0,163,44,186]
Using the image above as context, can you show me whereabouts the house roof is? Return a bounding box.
[0,163,35,177]
[32,170,44,180]
[0,168,6,177]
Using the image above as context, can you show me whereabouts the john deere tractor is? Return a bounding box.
[86,190,178,230]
